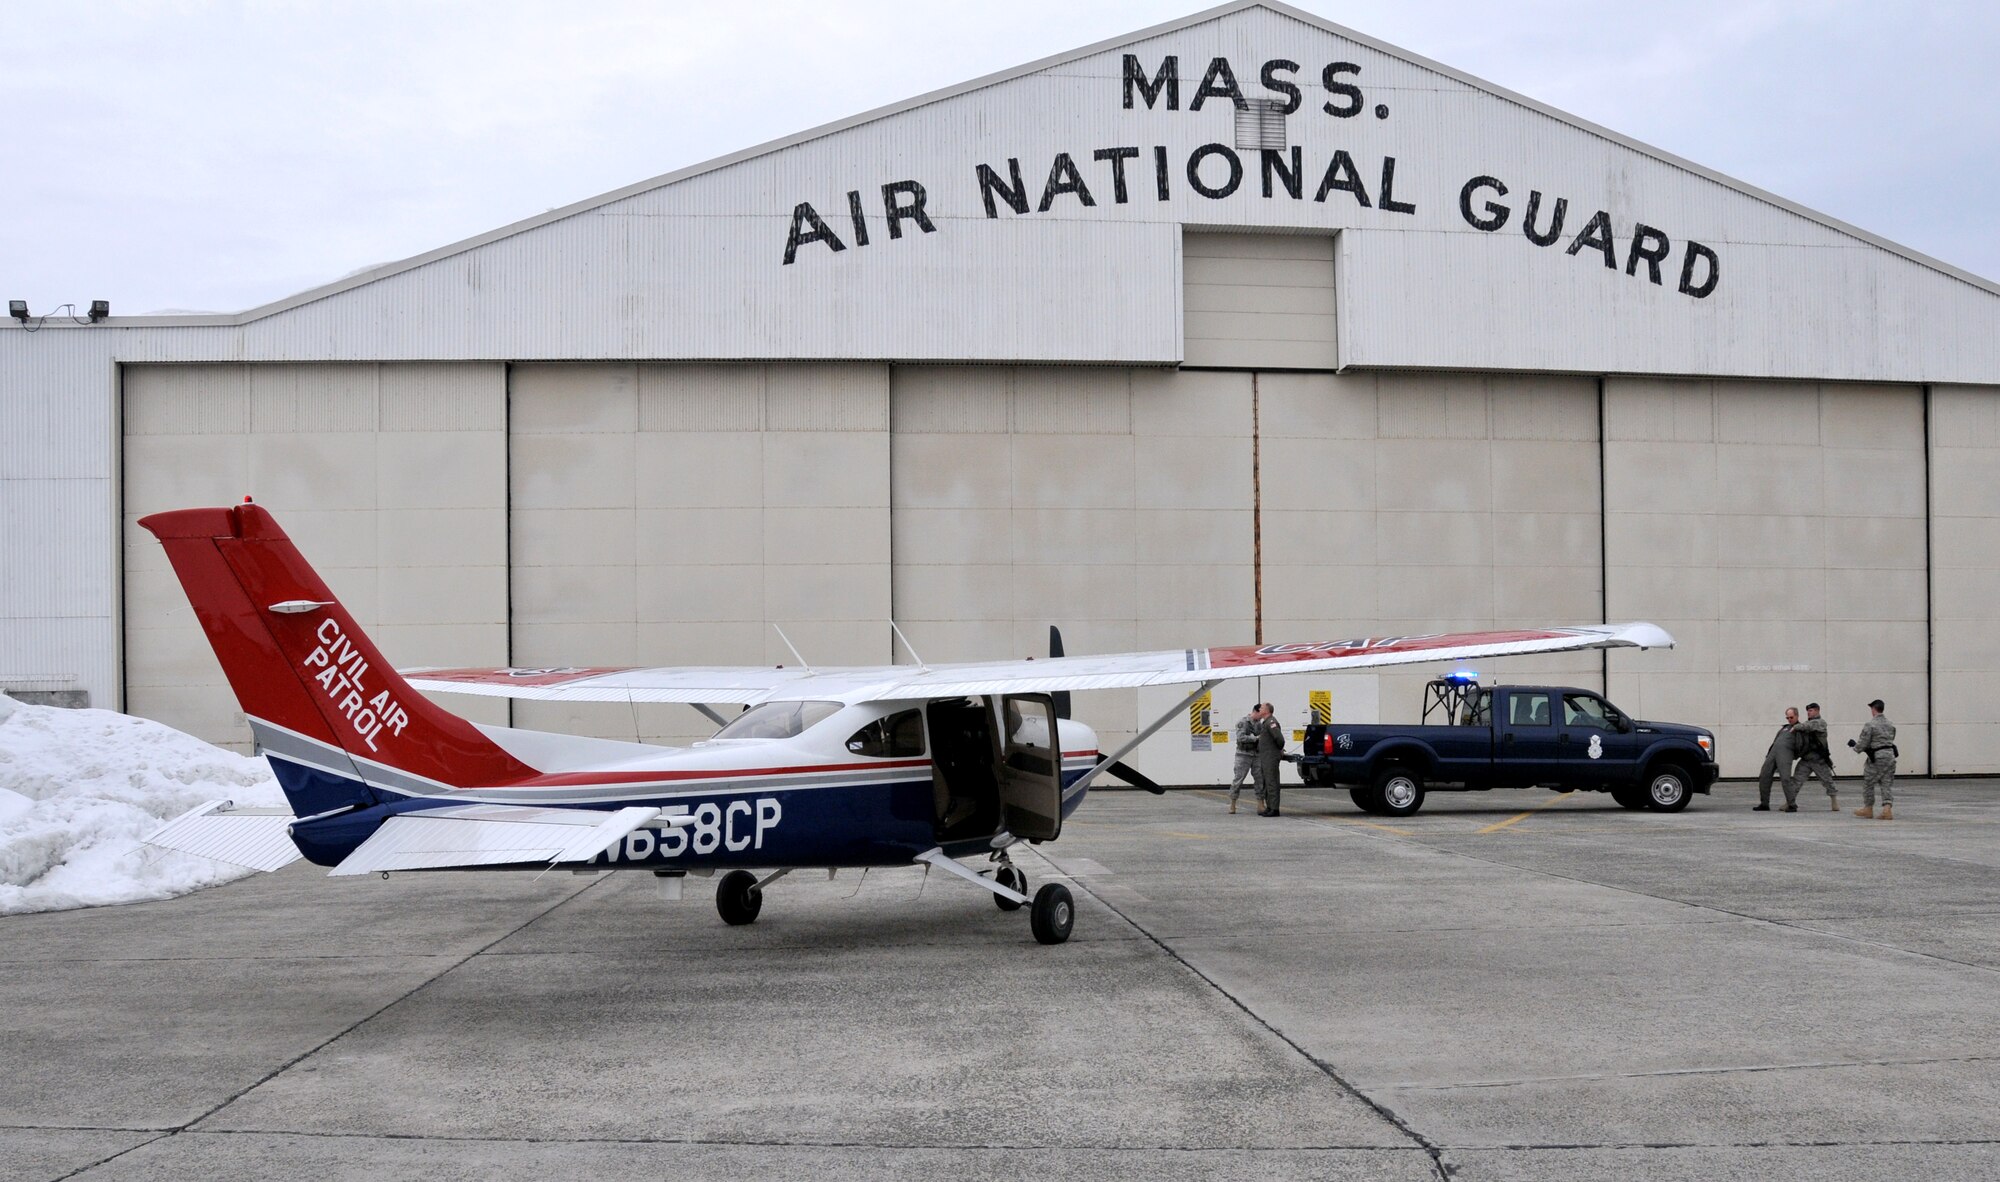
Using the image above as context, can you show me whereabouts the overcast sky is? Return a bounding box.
[5,1,1995,316]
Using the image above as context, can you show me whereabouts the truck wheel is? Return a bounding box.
[1643,766,1692,812]
[1372,767,1426,818]
[1348,787,1383,814]
[1611,785,1648,810]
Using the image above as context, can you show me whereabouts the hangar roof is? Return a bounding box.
[14,1,2000,381]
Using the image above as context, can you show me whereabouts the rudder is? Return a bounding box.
[139,504,534,812]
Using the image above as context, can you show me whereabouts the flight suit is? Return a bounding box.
[1857,716,1898,808]
[1793,716,1838,803]
[1227,714,1259,811]
[1255,715,1287,815]
[1757,722,1801,808]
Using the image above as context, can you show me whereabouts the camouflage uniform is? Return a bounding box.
[1857,715,1898,807]
[1793,716,1837,800]
[1255,714,1286,815]
[1757,722,1801,808]
[1228,714,1259,808]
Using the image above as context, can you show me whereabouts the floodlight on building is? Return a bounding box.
[8,300,26,322]
[88,300,109,323]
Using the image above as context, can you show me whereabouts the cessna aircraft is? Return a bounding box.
[139,502,1672,944]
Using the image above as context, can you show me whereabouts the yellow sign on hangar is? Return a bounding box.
[1189,691,1213,751]
[1293,689,1332,742]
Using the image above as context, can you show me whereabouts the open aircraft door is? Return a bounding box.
[996,694,1063,841]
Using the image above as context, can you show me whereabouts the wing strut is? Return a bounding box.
[913,847,1029,904]
[1071,680,1221,797]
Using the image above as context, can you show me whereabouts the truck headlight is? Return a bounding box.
[1696,734,1714,759]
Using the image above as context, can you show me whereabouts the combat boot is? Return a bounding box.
[1829,795,1839,811]
[1878,804,1893,821]
[1853,805,1874,819]
[1228,800,1236,814]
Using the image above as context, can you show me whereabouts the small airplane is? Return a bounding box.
[139,502,1673,944]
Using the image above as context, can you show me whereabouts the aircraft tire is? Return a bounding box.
[1030,883,1074,945]
[716,869,763,925]
[1349,787,1383,814]
[994,865,1027,911]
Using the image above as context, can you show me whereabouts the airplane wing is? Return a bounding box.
[401,664,845,704]
[844,623,1673,700]
[327,804,683,876]
[402,624,1671,705]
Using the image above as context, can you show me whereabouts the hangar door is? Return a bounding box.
[121,363,510,750]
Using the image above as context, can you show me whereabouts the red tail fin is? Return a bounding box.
[139,505,533,790]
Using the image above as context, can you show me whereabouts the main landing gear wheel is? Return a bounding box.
[1644,766,1693,812]
[993,865,1027,911]
[1030,883,1074,945]
[1349,787,1383,814]
[716,869,763,925]
[1372,766,1427,818]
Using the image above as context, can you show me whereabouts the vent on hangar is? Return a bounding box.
[1234,98,1287,151]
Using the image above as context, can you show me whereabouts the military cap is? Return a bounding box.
[1869,698,1885,710]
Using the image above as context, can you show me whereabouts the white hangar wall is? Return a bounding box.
[5,1,2000,779]
[505,361,892,746]
[1931,386,2000,774]
[119,363,512,749]
[1603,380,1930,779]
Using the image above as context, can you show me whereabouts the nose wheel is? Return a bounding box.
[993,864,1028,911]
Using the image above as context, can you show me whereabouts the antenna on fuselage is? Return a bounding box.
[772,624,812,674]
[889,620,929,671]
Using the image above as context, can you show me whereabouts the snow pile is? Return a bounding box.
[0,693,287,915]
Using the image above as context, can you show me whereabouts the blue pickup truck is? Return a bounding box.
[1296,677,1718,817]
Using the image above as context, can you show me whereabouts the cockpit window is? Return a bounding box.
[712,700,842,741]
[846,708,926,757]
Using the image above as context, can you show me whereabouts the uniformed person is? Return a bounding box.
[1755,707,1802,811]
[1849,699,1899,820]
[1227,705,1263,814]
[1793,702,1838,810]
[1254,702,1287,816]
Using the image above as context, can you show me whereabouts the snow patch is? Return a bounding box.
[0,693,287,915]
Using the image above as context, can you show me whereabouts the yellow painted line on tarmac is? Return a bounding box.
[1160,830,1213,840]
[1477,791,1577,834]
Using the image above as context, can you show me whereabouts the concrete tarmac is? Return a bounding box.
[6,780,2000,1180]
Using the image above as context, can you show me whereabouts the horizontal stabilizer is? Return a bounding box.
[144,800,302,872]
[329,804,680,877]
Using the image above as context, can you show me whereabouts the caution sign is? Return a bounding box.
[1309,690,1332,725]
[1189,691,1213,751]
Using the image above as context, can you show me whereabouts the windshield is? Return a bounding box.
[712,700,843,741]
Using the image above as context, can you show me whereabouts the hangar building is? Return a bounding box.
[5,1,1999,781]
